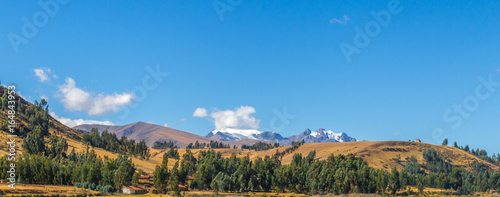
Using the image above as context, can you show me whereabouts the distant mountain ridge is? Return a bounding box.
[73,122,356,147]
[73,122,213,147]
[206,128,285,142]
[287,128,357,143]
[206,128,357,145]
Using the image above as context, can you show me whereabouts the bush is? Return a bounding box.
[82,182,89,189]
[102,185,113,194]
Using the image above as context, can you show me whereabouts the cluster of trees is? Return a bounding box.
[82,128,150,159]
[241,142,280,151]
[273,140,305,159]
[166,147,180,160]
[0,95,48,138]
[406,148,500,195]
[0,98,137,193]
[450,140,500,166]
[153,140,178,149]
[75,181,113,194]
[0,148,136,192]
[187,140,231,149]
[10,99,69,158]
[151,146,500,195]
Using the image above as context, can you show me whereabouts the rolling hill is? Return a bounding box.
[73,122,214,147]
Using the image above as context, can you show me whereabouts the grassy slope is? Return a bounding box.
[245,141,500,171]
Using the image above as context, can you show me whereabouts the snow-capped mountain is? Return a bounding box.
[287,128,357,143]
[206,128,356,144]
[206,128,285,142]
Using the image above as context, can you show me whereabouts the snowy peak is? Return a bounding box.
[206,128,285,142]
[207,128,262,141]
[286,128,357,144]
[309,128,351,142]
[205,127,356,145]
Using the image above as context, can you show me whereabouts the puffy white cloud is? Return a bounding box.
[34,68,51,82]
[210,106,260,130]
[163,123,169,127]
[58,77,134,116]
[193,107,208,117]
[50,112,114,127]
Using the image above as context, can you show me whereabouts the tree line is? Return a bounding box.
[449,139,500,166]
[153,140,178,149]
[241,141,280,151]
[82,128,150,159]
[152,146,500,195]
[187,140,232,149]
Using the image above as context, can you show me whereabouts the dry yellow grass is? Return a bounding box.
[250,141,499,171]
[0,183,99,196]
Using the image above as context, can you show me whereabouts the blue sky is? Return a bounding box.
[1,1,500,154]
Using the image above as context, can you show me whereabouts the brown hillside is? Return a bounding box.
[247,141,499,171]
[73,122,214,147]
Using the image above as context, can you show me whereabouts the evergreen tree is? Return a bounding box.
[442,138,448,146]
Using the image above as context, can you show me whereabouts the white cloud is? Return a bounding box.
[163,123,169,127]
[58,77,134,116]
[210,106,260,130]
[330,15,349,25]
[34,68,51,82]
[50,112,114,127]
[193,107,208,117]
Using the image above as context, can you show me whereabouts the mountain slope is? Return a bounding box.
[74,122,213,147]
[248,141,500,172]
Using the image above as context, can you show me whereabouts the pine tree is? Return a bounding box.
[442,138,448,146]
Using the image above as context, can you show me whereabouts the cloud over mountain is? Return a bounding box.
[58,77,134,116]
[211,106,260,130]
[50,112,114,127]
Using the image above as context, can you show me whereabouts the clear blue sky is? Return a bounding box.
[1,1,500,154]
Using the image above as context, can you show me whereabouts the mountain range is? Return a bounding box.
[73,122,356,147]
[206,128,356,145]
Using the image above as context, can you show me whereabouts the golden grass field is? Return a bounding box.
[0,183,100,196]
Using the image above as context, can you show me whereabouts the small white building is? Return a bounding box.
[122,186,147,194]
